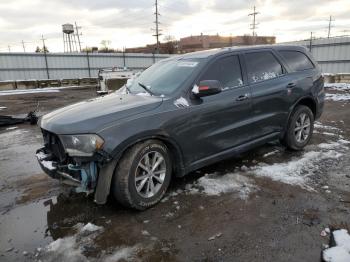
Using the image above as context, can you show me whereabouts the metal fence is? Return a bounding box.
[0,52,171,81]
[282,36,350,74]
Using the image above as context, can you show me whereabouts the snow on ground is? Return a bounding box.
[325,83,350,91]
[0,106,7,110]
[192,173,256,199]
[40,223,102,261]
[0,86,84,96]
[104,246,138,262]
[249,122,348,189]
[326,93,350,102]
[323,229,350,262]
[38,222,140,262]
[185,122,348,196]
[250,149,343,190]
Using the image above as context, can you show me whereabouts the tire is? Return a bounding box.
[112,140,172,210]
[282,105,314,151]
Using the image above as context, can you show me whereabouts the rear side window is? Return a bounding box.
[200,55,243,89]
[279,50,315,72]
[245,51,283,83]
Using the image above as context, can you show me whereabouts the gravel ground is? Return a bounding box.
[0,85,349,262]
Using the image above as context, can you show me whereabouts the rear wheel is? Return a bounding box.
[112,140,172,210]
[282,105,314,150]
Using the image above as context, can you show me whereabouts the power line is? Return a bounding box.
[152,0,162,53]
[248,6,259,36]
[327,15,335,38]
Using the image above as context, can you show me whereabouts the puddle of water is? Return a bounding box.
[0,198,55,260]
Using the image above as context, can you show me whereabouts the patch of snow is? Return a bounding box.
[40,223,106,262]
[104,246,138,262]
[250,149,343,190]
[263,150,279,158]
[81,223,103,232]
[135,92,151,96]
[0,88,61,96]
[326,93,350,102]
[323,229,350,262]
[314,122,342,132]
[192,84,199,94]
[41,160,56,170]
[36,151,48,161]
[174,97,190,108]
[0,106,7,110]
[6,126,18,131]
[194,173,256,200]
[325,83,350,91]
[318,141,349,150]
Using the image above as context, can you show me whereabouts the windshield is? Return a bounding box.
[127,58,201,96]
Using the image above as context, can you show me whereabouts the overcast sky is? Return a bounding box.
[0,0,349,52]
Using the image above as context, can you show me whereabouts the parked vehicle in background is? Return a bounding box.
[97,67,140,95]
[36,45,324,210]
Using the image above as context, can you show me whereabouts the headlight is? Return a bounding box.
[60,134,104,157]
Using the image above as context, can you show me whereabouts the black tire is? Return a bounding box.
[112,140,172,210]
[282,105,314,151]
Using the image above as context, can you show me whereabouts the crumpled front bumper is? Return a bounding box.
[36,147,92,190]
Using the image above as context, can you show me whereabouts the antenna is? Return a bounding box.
[248,6,260,36]
[327,15,335,38]
[152,0,162,53]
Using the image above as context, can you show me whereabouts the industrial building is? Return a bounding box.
[125,34,276,54]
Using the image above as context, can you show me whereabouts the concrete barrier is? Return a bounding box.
[0,78,98,91]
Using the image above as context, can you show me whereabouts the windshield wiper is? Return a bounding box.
[138,82,155,96]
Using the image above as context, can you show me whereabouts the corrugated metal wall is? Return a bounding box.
[282,36,350,74]
[0,52,171,81]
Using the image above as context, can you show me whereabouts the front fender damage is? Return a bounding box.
[94,158,118,204]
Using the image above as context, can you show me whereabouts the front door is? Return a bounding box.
[172,54,254,165]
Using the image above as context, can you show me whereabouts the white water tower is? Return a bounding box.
[62,23,78,52]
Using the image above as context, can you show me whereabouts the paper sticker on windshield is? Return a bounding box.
[177,61,198,67]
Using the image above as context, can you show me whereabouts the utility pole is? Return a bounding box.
[248,6,259,37]
[309,32,313,53]
[21,40,26,52]
[41,35,50,79]
[327,15,335,38]
[74,22,82,52]
[152,0,162,54]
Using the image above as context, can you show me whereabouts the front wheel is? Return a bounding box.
[112,140,172,210]
[282,105,314,151]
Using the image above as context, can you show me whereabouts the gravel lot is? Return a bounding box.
[0,85,350,262]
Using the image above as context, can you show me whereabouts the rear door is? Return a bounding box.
[243,50,292,138]
[173,54,254,164]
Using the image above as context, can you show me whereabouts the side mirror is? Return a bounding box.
[192,80,222,97]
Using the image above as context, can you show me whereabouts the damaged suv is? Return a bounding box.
[36,45,324,210]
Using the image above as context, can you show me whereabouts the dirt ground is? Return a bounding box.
[0,86,349,262]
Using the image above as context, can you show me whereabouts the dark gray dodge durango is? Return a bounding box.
[36,45,325,210]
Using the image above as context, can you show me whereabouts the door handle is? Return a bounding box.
[286,83,297,89]
[236,94,249,101]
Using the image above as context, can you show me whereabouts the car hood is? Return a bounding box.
[39,93,163,134]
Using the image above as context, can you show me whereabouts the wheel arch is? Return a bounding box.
[112,132,185,176]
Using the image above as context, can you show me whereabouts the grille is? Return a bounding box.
[42,129,67,162]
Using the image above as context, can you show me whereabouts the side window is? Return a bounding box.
[279,50,315,72]
[245,51,283,83]
[200,55,243,89]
